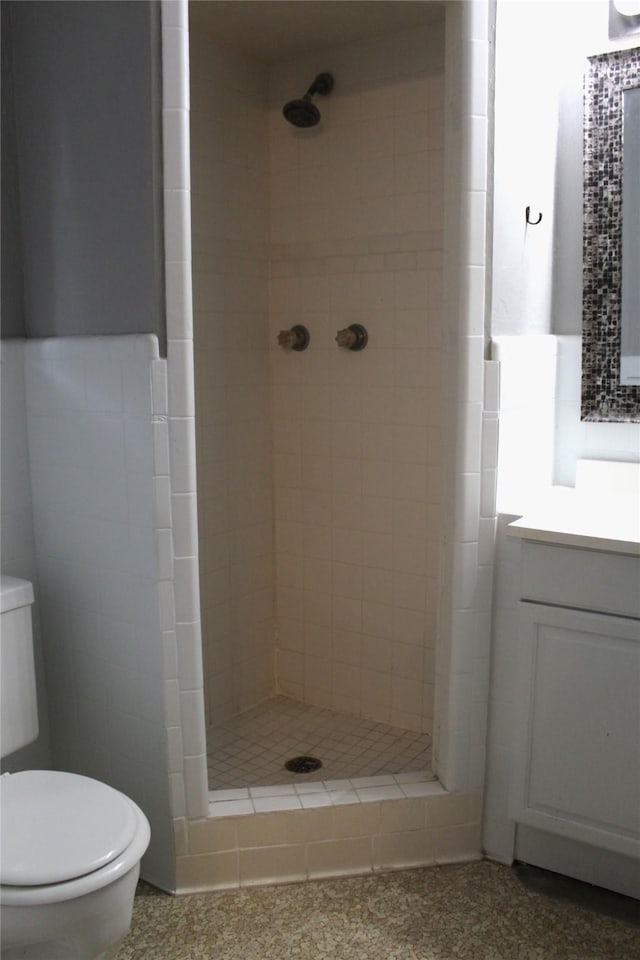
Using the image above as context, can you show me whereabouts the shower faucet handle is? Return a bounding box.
[335,328,356,349]
[335,323,368,351]
[277,324,310,351]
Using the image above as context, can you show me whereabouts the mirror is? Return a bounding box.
[581,46,640,421]
[620,85,640,383]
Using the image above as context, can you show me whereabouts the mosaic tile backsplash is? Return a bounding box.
[582,46,640,422]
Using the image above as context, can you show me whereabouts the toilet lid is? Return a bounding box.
[0,770,137,886]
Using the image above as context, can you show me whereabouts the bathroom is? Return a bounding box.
[1,0,638,921]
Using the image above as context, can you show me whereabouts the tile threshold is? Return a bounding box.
[208,770,442,817]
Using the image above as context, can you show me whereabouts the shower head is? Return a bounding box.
[283,97,322,128]
[283,72,334,128]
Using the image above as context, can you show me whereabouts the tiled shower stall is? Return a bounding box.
[163,0,498,889]
[191,11,446,773]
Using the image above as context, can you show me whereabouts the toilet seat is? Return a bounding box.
[1,770,137,886]
[1,775,150,908]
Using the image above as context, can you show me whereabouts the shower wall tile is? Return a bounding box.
[190,34,274,730]
[269,23,445,734]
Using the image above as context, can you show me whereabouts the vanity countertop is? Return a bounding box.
[508,487,640,556]
[507,460,640,556]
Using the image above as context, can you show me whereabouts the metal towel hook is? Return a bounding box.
[525,206,542,226]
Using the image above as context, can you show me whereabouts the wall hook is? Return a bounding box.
[525,206,542,226]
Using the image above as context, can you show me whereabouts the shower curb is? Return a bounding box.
[174,785,481,892]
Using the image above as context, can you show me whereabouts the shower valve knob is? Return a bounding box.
[335,323,368,351]
[277,325,310,351]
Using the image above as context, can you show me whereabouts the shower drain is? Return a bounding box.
[284,755,323,774]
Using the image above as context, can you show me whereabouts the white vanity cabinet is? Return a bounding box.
[510,541,640,864]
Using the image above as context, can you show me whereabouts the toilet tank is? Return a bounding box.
[0,576,38,758]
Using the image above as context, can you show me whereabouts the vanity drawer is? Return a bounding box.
[520,542,640,619]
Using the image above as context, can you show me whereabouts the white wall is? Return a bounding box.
[492,0,640,341]
[1,336,183,887]
[491,3,560,337]
[23,335,175,888]
[490,0,640,487]
[555,336,640,483]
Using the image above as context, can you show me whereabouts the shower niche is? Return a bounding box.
[189,1,447,792]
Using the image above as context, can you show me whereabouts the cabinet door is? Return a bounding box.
[510,603,640,858]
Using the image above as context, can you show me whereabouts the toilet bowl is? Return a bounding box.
[0,771,150,960]
[0,577,151,959]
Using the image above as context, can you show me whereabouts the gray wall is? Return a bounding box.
[1,4,25,337]
[1,1,164,347]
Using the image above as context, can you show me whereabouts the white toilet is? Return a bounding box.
[0,576,150,960]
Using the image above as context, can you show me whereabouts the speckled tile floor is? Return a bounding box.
[116,861,640,960]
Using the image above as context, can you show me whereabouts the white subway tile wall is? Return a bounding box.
[23,335,175,888]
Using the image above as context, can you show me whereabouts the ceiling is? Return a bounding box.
[189,1,445,63]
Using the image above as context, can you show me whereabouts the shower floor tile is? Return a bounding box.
[207,696,432,790]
